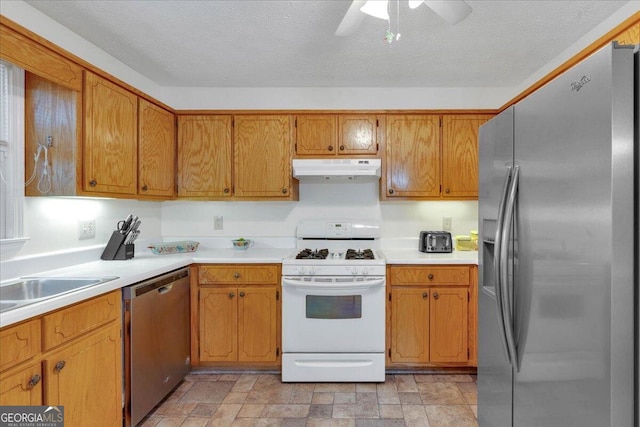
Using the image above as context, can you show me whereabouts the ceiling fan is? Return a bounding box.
[335,0,472,37]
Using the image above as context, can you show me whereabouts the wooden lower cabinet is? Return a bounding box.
[44,322,122,427]
[0,291,122,427]
[387,265,475,367]
[196,264,281,367]
[0,363,43,405]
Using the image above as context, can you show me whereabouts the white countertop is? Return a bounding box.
[381,249,478,265]
[0,246,476,328]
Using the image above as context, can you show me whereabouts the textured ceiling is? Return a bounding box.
[24,0,630,88]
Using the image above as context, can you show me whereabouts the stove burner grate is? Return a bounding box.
[345,249,375,260]
[296,248,329,259]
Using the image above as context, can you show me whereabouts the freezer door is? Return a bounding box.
[478,107,514,427]
[513,43,635,427]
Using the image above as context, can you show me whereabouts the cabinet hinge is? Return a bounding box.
[376,143,379,152]
[294,118,297,127]
[468,348,470,358]
[276,290,280,301]
[388,293,392,302]
[276,347,280,357]
[468,291,470,302]
[388,349,391,357]
[232,117,235,127]
[439,117,442,127]
[294,143,297,152]
[376,119,379,127]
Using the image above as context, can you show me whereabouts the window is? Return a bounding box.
[0,60,25,243]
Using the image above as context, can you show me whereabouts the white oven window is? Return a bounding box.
[306,295,362,319]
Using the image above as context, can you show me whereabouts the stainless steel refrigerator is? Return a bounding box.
[478,43,637,427]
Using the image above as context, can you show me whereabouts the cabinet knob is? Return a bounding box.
[433,292,439,300]
[233,272,240,279]
[281,188,288,194]
[239,291,245,297]
[141,184,148,192]
[229,292,235,298]
[422,292,428,299]
[328,146,334,151]
[388,188,394,194]
[28,374,41,388]
[54,360,66,372]
[89,179,97,187]
[445,188,450,194]
[428,274,434,280]
[339,145,345,151]
[224,188,230,194]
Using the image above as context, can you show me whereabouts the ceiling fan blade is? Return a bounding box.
[335,0,368,37]
[423,0,472,25]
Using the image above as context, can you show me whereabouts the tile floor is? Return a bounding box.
[140,372,478,427]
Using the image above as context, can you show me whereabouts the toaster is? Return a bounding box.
[419,231,453,253]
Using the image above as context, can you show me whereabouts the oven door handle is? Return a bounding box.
[282,277,385,289]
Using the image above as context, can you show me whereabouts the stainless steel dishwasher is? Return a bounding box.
[122,267,191,427]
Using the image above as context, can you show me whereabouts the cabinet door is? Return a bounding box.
[390,288,429,363]
[138,99,175,198]
[296,115,337,155]
[441,114,492,198]
[178,115,232,197]
[429,287,468,363]
[339,115,378,155]
[0,363,42,406]
[199,287,238,362]
[385,115,440,198]
[234,115,292,198]
[238,287,278,363]
[45,322,122,427]
[83,71,137,195]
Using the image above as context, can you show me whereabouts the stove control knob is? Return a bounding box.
[309,267,317,275]
[350,267,359,275]
[361,267,369,276]
[298,267,306,275]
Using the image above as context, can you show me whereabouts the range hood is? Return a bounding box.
[292,159,381,181]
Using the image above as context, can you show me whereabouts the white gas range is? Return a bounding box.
[281,219,386,383]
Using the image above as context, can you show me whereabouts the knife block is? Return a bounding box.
[101,231,135,260]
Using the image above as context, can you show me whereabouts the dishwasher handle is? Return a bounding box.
[123,268,189,299]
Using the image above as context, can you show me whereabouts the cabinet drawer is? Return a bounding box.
[389,266,470,286]
[0,319,41,372]
[199,264,279,285]
[42,291,120,351]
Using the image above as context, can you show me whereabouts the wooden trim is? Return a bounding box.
[500,12,640,111]
[0,16,174,112]
[176,109,499,115]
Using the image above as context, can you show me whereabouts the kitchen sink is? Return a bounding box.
[0,276,119,313]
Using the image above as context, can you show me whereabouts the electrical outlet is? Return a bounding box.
[214,215,223,230]
[78,219,96,240]
[442,217,452,231]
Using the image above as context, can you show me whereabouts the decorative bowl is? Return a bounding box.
[231,239,254,250]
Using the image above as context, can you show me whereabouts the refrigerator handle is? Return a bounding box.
[493,166,513,366]
[500,164,520,372]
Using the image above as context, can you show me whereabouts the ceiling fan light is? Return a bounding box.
[423,0,472,24]
[408,0,423,9]
[360,0,389,20]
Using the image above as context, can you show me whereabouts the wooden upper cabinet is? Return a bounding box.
[177,115,233,198]
[339,115,378,155]
[83,71,138,195]
[234,115,294,198]
[295,115,337,155]
[441,115,492,199]
[385,115,440,198]
[613,22,640,45]
[138,99,176,198]
[295,114,379,156]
